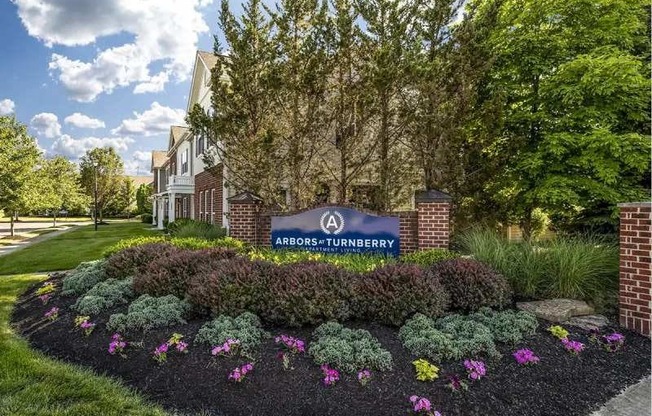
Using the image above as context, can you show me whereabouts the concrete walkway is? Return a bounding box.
[0,225,81,257]
[591,376,651,416]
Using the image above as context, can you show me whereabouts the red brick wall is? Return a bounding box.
[619,202,651,337]
[194,166,223,226]
[229,201,262,245]
[398,211,418,253]
[416,202,450,249]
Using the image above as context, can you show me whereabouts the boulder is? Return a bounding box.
[516,299,595,322]
[564,315,610,331]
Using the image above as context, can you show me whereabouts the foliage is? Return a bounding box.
[141,213,153,224]
[106,295,190,333]
[548,325,569,340]
[353,264,449,326]
[0,116,40,234]
[186,257,272,316]
[104,177,136,217]
[104,243,179,280]
[248,249,392,273]
[102,236,169,257]
[263,262,355,326]
[73,278,134,315]
[79,147,125,222]
[35,281,55,296]
[401,249,460,267]
[102,235,245,258]
[309,322,393,373]
[467,307,538,344]
[135,183,153,214]
[430,258,512,312]
[412,359,439,382]
[194,312,267,354]
[134,247,237,298]
[458,228,619,306]
[167,218,227,240]
[61,260,107,296]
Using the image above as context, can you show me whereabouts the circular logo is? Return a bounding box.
[320,210,344,235]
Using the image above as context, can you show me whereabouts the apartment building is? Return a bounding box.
[151,51,229,230]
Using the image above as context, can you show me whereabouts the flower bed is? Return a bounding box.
[11,273,651,416]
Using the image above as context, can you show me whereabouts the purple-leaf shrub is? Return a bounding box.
[105,243,179,280]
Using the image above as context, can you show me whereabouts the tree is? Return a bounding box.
[79,147,125,223]
[27,156,88,227]
[106,177,136,216]
[136,183,153,214]
[483,0,650,237]
[187,0,284,205]
[0,116,40,236]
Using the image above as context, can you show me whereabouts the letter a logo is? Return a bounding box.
[320,210,344,235]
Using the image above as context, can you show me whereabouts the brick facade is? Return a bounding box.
[194,165,224,226]
[228,190,452,254]
[618,202,651,337]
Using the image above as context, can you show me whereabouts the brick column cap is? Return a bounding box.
[228,191,263,204]
[415,189,452,203]
[618,202,652,208]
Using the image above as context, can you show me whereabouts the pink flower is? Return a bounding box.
[513,348,539,365]
[109,334,127,356]
[44,307,59,320]
[38,294,51,304]
[357,369,371,386]
[561,338,584,355]
[212,339,240,356]
[275,334,306,353]
[229,363,253,382]
[176,341,188,353]
[320,364,340,386]
[409,395,440,414]
[463,359,486,380]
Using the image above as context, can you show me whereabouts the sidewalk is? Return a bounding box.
[591,376,651,416]
[0,225,79,257]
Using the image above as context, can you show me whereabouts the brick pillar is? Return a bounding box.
[415,189,452,250]
[227,192,263,246]
[618,202,651,337]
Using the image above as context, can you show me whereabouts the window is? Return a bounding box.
[181,149,189,174]
[199,192,203,221]
[196,134,205,156]
[210,189,215,224]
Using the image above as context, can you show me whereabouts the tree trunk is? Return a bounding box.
[10,215,14,237]
[520,206,533,242]
[53,212,57,228]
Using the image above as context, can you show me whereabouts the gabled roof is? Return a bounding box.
[151,150,167,171]
[187,50,224,113]
[198,51,219,71]
[168,126,189,153]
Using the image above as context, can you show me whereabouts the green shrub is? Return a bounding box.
[353,264,449,326]
[431,258,512,312]
[263,262,355,326]
[185,257,272,316]
[468,307,538,344]
[107,295,190,333]
[73,278,134,315]
[194,312,267,353]
[309,322,393,373]
[401,249,459,267]
[167,219,227,240]
[61,260,107,296]
[399,313,498,361]
[141,213,153,224]
[248,249,392,273]
[103,236,245,258]
[458,228,619,306]
[104,243,179,280]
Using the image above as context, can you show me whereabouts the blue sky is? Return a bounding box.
[0,0,239,176]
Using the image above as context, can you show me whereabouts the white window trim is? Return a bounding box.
[210,188,215,224]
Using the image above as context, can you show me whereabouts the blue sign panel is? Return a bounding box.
[271,207,400,256]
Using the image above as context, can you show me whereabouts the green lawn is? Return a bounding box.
[0,274,165,416]
[0,221,158,275]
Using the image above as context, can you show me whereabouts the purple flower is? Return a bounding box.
[602,332,625,352]
[229,363,253,382]
[463,359,486,380]
[446,374,467,392]
[39,294,51,304]
[108,334,127,356]
[357,369,371,386]
[320,364,340,386]
[212,339,240,356]
[44,306,59,320]
[561,338,584,355]
[513,348,539,365]
[409,395,439,414]
[176,341,188,353]
[275,334,306,354]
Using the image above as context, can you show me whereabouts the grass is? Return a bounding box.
[0,222,158,275]
[458,228,619,307]
[0,274,165,416]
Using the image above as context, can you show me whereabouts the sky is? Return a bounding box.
[0,0,241,176]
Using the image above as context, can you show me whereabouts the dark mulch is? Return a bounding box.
[11,275,651,416]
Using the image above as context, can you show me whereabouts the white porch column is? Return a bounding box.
[190,194,195,220]
[151,199,156,225]
[168,193,176,223]
[157,198,164,229]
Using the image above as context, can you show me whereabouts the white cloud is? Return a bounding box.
[51,134,134,159]
[112,102,185,136]
[0,99,15,115]
[124,151,153,175]
[64,112,106,129]
[132,150,152,162]
[15,0,213,101]
[30,112,62,138]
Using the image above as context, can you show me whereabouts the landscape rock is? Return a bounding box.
[516,299,595,322]
[564,314,610,330]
